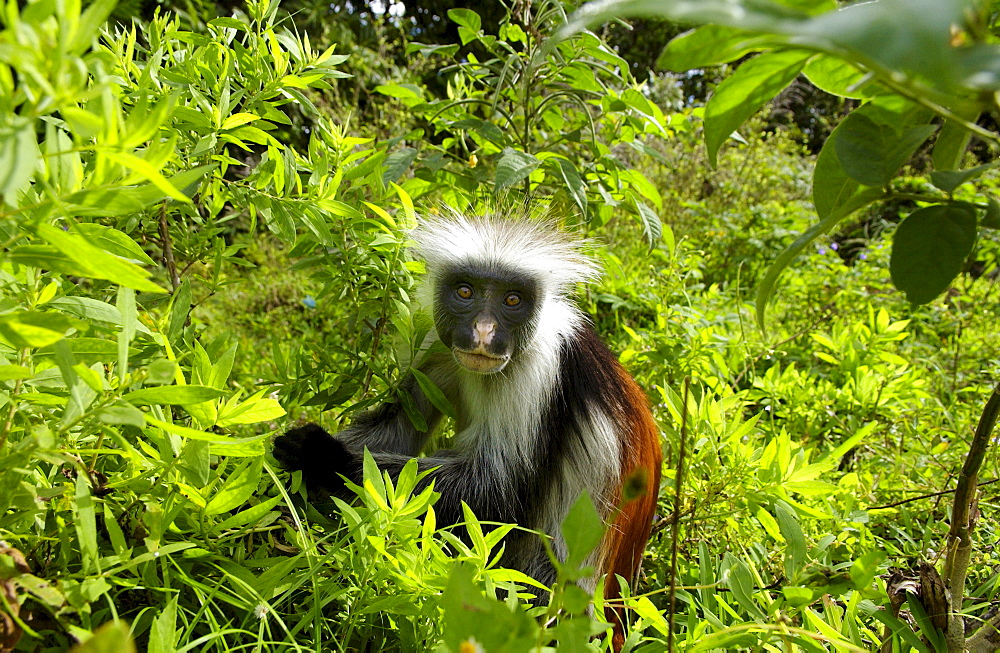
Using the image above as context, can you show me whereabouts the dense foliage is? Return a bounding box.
[1,0,999,651]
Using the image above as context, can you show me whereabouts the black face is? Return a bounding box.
[435,264,540,374]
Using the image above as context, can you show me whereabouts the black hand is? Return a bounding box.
[273,423,355,494]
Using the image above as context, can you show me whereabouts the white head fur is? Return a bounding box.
[411,213,599,305]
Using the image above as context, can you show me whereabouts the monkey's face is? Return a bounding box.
[434,266,539,374]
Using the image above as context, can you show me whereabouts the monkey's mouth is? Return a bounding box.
[453,349,509,373]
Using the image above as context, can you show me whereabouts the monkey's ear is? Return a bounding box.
[273,423,354,494]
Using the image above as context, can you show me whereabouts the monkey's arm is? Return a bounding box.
[273,422,519,528]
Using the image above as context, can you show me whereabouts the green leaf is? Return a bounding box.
[929,162,997,194]
[97,402,147,428]
[551,158,588,217]
[932,111,979,171]
[802,55,876,99]
[632,198,662,249]
[124,385,227,405]
[0,311,79,348]
[145,415,244,443]
[704,50,812,167]
[47,296,150,334]
[890,203,978,305]
[102,151,191,202]
[833,114,936,187]
[494,148,540,192]
[723,553,766,620]
[0,364,31,380]
[410,368,456,419]
[451,118,506,145]
[35,224,166,293]
[658,25,779,71]
[206,457,263,515]
[773,501,806,578]
[62,166,212,216]
[71,622,136,653]
[148,596,178,653]
[74,474,99,574]
[983,197,1000,230]
[215,495,283,531]
[561,492,604,568]
[382,146,418,185]
[0,115,39,202]
[37,338,119,364]
[447,8,481,31]
[71,0,116,54]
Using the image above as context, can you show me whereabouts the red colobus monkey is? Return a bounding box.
[273,215,661,647]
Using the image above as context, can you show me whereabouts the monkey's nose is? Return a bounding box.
[473,320,495,345]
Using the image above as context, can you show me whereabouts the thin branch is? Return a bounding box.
[868,479,998,510]
[667,377,690,652]
[942,380,1000,651]
[158,202,180,291]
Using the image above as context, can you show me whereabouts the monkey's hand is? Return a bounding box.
[272,423,355,495]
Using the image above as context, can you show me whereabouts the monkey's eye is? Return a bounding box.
[504,293,521,307]
[456,285,473,299]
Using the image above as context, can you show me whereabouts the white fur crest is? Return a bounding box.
[411,213,599,300]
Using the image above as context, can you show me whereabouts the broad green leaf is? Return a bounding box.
[834,114,936,187]
[74,224,156,265]
[71,621,136,653]
[774,501,806,578]
[74,474,99,574]
[561,492,604,568]
[210,434,268,457]
[70,0,116,54]
[0,115,39,202]
[179,440,211,487]
[723,553,766,620]
[216,394,286,427]
[382,146,418,185]
[0,364,31,380]
[97,402,146,428]
[62,165,213,217]
[551,157,588,217]
[206,457,263,515]
[0,311,79,348]
[37,338,119,364]
[802,55,876,99]
[48,296,151,334]
[148,596,178,653]
[215,495,283,531]
[632,198,662,249]
[704,50,812,167]
[125,385,226,405]
[411,368,456,419]
[447,8,481,31]
[494,148,540,192]
[890,203,978,305]
[36,224,165,293]
[103,151,190,202]
[451,118,505,145]
[658,25,779,71]
[932,107,980,172]
[984,197,1000,229]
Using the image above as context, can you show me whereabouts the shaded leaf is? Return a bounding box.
[704,50,812,167]
[890,203,977,304]
[494,148,540,192]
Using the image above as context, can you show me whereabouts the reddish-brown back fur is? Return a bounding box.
[602,365,662,651]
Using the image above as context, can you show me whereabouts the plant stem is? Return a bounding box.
[942,380,1000,651]
[158,202,180,291]
[667,377,690,652]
